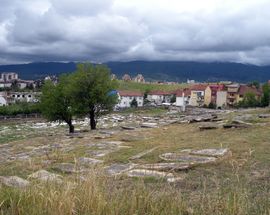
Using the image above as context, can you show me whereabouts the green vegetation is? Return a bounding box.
[117,80,187,92]
[40,75,75,133]
[238,92,261,108]
[261,83,270,107]
[39,63,118,132]
[69,63,118,130]
[0,102,40,116]
[0,109,270,214]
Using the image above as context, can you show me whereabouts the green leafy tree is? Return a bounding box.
[70,63,118,130]
[130,98,138,108]
[238,92,260,108]
[247,80,260,89]
[170,95,176,103]
[40,75,75,133]
[261,83,270,107]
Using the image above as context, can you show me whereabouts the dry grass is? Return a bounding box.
[0,109,270,214]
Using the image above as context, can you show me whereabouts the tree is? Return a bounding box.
[261,83,270,107]
[130,98,138,108]
[40,75,75,133]
[170,95,176,103]
[247,80,260,89]
[70,63,118,130]
[238,92,260,108]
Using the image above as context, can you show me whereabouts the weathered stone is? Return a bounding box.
[87,150,113,157]
[190,148,231,158]
[130,147,158,160]
[105,163,136,175]
[199,124,219,130]
[121,126,136,130]
[29,170,63,183]
[140,123,158,128]
[258,114,270,118]
[0,176,30,188]
[127,169,184,182]
[77,157,103,166]
[138,163,191,171]
[159,153,217,164]
[223,123,250,129]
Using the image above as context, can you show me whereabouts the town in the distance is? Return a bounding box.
[0,70,267,111]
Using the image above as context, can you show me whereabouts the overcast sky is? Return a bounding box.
[0,0,270,65]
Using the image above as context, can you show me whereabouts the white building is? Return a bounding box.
[9,92,39,104]
[117,91,144,108]
[0,92,7,106]
[0,72,35,89]
[175,89,191,107]
[133,74,145,83]
[147,91,174,105]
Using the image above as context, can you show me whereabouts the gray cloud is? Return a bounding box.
[0,0,270,65]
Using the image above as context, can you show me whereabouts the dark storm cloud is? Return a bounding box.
[0,0,270,65]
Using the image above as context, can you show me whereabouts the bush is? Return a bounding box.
[0,102,41,116]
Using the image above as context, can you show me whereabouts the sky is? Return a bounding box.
[0,0,270,65]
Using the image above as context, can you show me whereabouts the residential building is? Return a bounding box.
[204,84,225,106]
[237,85,262,103]
[175,88,191,107]
[117,91,144,108]
[0,72,35,89]
[226,84,240,106]
[189,84,207,107]
[216,91,227,109]
[133,74,145,83]
[8,92,39,104]
[111,74,117,80]
[122,74,132,82]
[0,92,8,106]
[147,90,174,105]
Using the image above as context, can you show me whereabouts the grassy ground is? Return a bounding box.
[0,108,269,214]
[116,80,188,92]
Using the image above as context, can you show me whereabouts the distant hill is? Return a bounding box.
[0,61,270,83]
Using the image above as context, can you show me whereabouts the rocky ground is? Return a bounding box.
[0,107,269,190]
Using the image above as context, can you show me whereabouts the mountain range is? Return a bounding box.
[0,61,270,83]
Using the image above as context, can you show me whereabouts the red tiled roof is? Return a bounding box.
[208,84,225,92]
[148,90,174,96]
[118,90,143,97]
[175,88,191,97]
[190,84,208,91]
[238,85,262,96]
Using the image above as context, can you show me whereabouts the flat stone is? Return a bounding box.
[159,153,217,164]
[0,176,30,188]
[138,163,191,171]
[105,163,136,175]
[127,169,183,182]
[77,157,103,166]
[87,150,113,157]
[28,170,63,183]
[130,147,159,160]
[140,123,158,128]
[199,124,219,130]
[190,148,231,158]
[258,114,270,118]
[121,126,136,130]
[223,123,250,129]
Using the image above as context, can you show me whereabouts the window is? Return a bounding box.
[28,95,32,98]
[17,95,20,98]
[22,95,25,98]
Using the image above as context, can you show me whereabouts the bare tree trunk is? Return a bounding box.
[67,120,75,133]
[89,108,96,130]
